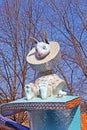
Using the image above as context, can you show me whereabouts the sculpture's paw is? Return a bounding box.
[24,84,35,100]
[26,93,35,100]
[59,90,67,95]
[39,86,48,99]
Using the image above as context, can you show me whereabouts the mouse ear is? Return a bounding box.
[43,31,49,44]
[29,37,39,44]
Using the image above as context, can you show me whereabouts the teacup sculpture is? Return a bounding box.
[25,32,67,99]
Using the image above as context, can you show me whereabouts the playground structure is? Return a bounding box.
[0,32,81,130]
[0,96,80,130]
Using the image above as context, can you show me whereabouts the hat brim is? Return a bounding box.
[27,41,60,65]
[26,41,61,72]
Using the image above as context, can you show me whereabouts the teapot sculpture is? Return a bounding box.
[25,31,67,100]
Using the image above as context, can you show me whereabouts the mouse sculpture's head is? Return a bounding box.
[36,41,50,59]
[26,31,61,72]
[30,32,50,59]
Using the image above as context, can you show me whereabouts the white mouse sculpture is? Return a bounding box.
[25,31,67,100]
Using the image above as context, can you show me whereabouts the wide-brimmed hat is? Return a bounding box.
[26,41,61,72]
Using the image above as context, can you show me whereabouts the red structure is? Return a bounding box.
[81,114,87,130]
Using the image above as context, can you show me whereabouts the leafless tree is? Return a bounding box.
[0,0,45,124]
[43,0,87,111]
[0,0,87,125]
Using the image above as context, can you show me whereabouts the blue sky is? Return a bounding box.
[0,0,87,102]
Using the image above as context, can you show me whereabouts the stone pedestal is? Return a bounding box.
[0,96,80,130]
